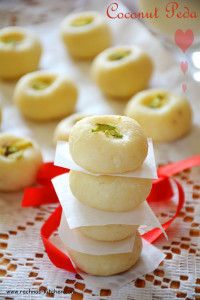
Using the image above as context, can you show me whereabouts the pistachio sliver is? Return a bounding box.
[71,16,93,27]
[0,32,24,46]
[0,37,22,46]
[147,95,166,109]
[12,140,32,151]
[0,139,32,158]
[92,123,123,139]
[1,40,16,46]
[8,150,24,160]
[6,146,18,156]
[108,50,131,61]
[32,80,50,91]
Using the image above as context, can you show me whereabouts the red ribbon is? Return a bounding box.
[142,178,184,243]
[22,163,68,207]
[21,155,200,274]
[158,155,200,178]
[41,205,76,273]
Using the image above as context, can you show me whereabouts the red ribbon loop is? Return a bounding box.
[41,205,76,273]
[142,178,184,243]
[37,162,69,185]
[22,162,68,207]
[158,155,200,177]
[147,177,173,202]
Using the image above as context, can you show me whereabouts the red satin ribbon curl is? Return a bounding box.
[41,205,76,273]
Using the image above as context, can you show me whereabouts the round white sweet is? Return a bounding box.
[78,224,138,242]
[14,71,78,122]
[60,11,111,59]
[67,232,142,276]
[53,113,88,143]
[0,26,42,79]
[69,115,148,174]
[125,89,192,142]
[91,45,153,98]
[0,133,43,191]
[69,170,152,212]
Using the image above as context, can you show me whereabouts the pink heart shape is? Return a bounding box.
[182,83,187,93]
[180,61,188,74]
[175,29,194,52]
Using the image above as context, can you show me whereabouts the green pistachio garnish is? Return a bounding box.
[13,140,33,150]
[92,123,123,139]
[1,40,16,45]
[71,16,93,27]
[0,39,20,46]
[0,34,23,46]
[7,150,24,160]
[147,94,166,109]
[108,50,131,61]
[32,80,51,90]
[0,139,32,159]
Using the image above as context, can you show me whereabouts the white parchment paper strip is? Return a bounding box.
[50,235,165,290]
[58,213,136,255]
[54,139,157,179]
[52,173,167,240]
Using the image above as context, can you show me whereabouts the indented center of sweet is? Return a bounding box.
[92,123,123,139]
[144,94,167,109]
[0,139,32,159]
[0,32,24,45]
[32,77,54,90]
[108,50,131,61]
[71,16,94,27]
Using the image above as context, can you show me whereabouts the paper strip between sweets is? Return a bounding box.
[58,212,136,255]
[54,139,158,179]
[52,174,167,239]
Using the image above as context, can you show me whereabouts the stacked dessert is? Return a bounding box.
[60,115,153,276]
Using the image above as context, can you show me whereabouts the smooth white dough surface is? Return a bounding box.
[69,170,152,212]
[66,232,142,276]
[53,113,88,143]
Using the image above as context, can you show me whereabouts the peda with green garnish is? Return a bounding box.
[60,11,111,59]
[69,115,148,174]
[13,70,78,122]
[0,26,42,80]
[0,134,42,192]
[125,89,192,142]
[91,45,153,99]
